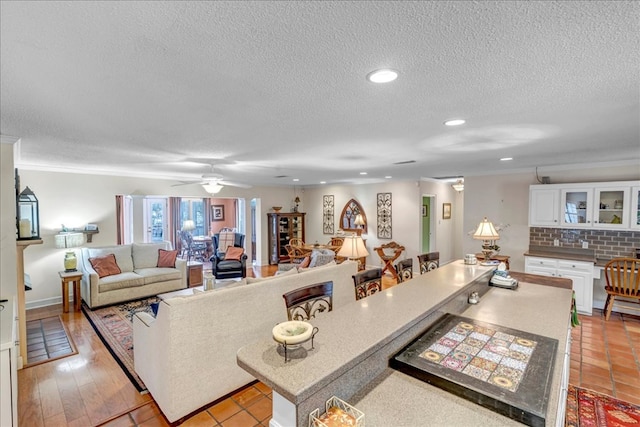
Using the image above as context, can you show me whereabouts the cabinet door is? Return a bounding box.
[632,186,640,230]
[594,187,630,229]
[529,188,560,226]
[560,188,593,227]
[557,260,593,316]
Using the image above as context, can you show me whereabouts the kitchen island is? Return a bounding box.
[237,262,573,427]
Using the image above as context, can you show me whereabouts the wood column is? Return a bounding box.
[16,239,42,368]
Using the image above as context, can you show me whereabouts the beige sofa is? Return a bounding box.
[132,260,358,423]
[79,242,187,309]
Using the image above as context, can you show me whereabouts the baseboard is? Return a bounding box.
[25,296,63,310]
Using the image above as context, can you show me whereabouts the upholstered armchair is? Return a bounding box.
[210,232,248,279]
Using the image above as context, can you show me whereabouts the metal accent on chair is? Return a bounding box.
[417,252,440,274]
[352,268,383,300]
[283,281,333,321]
[374,241,405,281]
[603,257,640,320]
[395,258,413,283]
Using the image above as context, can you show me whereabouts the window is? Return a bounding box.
[181,198,206,236]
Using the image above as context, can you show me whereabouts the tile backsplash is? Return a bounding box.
[529,227,640,259]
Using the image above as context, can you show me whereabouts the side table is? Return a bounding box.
[187,261,203,287]
[59,271,83,313]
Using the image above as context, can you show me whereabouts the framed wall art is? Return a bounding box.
[212,205,225,221]
[323,195,334,234]
[442,203,451,220]
[377,192,392,239]
[422,205,428,217]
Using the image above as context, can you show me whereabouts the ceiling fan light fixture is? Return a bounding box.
[452,179,465,192]
[444,119,466,126]
[367,68,398,83]
[202,183,223,194]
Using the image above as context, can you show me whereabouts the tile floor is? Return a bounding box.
[25,315,75,365]
[99,308,640,426]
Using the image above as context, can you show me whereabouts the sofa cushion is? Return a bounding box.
[98,272,145,292]
[135,267,182,285]
[87,245,134,273]
[224,247,244,261]
[157,249,178,268]
[89,254,122,278]
[133,243,169,269]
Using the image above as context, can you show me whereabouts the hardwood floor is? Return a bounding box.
[18,267,640,426]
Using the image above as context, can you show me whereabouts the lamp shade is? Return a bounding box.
[337,235,369,259]
[473,217,500,240]
[354,214,365,226]
[202,183,223,194]
[182,220,196,231]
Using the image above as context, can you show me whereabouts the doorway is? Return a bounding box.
[421,195,435,253]
[144,198,168,243]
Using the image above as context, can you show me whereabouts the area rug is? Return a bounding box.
[25,315,77,366]
[565,384,640,426]
[82,297,160,392]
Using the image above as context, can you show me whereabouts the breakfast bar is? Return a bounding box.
[237,262,573,427]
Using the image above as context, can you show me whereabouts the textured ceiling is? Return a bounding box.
[1,1,638,188]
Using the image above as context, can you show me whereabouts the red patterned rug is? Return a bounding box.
[82,297,160,392]
[566,384,640,426]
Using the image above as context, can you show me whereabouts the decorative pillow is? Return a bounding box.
[298,256,311,268]
[150,302,160,317]
[157,249,178,268]
[225,246,244,261]
[88,254,121,278]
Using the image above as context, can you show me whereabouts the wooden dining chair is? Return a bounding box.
[352,268,383,300]
[283,281,333,321]
[284,244,310,264]
[417,252,440,274]
[395,258,413,283]
[289,238,305,247]
[603,257,640,320]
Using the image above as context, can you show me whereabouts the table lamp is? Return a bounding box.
[473,217,500,262]
[54,232,84,271]
[337,235,369,269]
[354,214,366,235]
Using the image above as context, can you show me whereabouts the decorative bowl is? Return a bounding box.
[272,320,313,345]
[272,206,282,212]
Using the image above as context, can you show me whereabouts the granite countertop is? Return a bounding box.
[524,245,597,264]
[237,262,496,404]
[350,279,573,426]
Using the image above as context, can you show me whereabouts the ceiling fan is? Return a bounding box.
[172,164,252,193]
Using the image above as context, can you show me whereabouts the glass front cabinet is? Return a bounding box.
[594,187,630,228]
[560,188,592,227]
[267,212,306,264]
[631,186,640,230]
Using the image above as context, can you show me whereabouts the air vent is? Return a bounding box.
[393,160,416,165]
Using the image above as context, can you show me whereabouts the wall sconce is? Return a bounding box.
[452,179,464,192]
[473,217,500,262]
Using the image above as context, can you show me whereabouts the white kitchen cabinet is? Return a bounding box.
[525,256,594,315]
[529,180,640,230]
[529,188,560,227]
[629,186,640,230]
[0,298,18,427]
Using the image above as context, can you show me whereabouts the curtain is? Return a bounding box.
[168,197,182,251]
[204,198,213,235]
[115,195,125,245]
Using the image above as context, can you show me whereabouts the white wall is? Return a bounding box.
[1,143,18,314]
[17,169,298,308]
[303,179,461,269]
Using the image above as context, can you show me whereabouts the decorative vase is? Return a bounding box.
[64,250,77,272]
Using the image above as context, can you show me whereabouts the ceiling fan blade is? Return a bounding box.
[218,180,252,189]
[171,181,201,187]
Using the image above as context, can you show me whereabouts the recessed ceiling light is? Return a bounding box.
[500,157,513,161]
[293,178,299,182]
[444,119,466,126]
[367,69,398,83]
[385,176,392,179]
[360,172,367,175]
[320,181,326,184]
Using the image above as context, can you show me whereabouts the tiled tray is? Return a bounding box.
[390,313,558,427]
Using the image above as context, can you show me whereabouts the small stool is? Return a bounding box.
[374,241,405,282]
[59,271,83,312]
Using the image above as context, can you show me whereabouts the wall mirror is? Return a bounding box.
[340,199,367,234]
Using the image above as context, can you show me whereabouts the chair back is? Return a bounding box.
[352,268,383,300]
[283,281,333,321]
[327,237,345,253]
[417,252,440,274]
[289,238,304,247]
[213,233,245,258]
[395,258,413,282]
[605,258,640,295]
[374,241,405,261]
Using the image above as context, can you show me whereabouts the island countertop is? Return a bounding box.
[237,262,573,426]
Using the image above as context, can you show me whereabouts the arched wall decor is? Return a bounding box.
[339,199,367,234]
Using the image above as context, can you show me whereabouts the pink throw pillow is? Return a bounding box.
[89,254,121,278]
[157,249,178,268]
